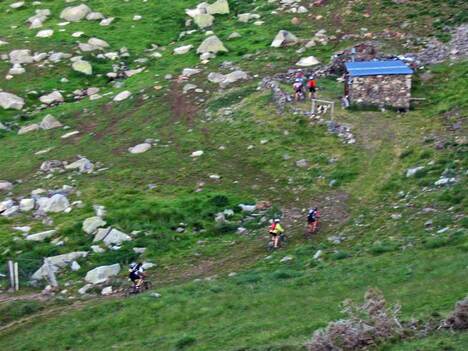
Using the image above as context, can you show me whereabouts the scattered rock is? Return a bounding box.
[129,143,152,154]
[60,4,92,22]
[32,252,88,280]
[83,216,106,234]
[296,56,320,67]
[40,115,63,130]
[93,227,132,247]
[271,30,298,48]
[197,35,228,54]
[191,150,204,157]
[25,230,56,242]
[406,166,425,177]
[38,194,70,213]
[65,158,94,173]
[113,91,132,102]
[36,29,54,38]
[18,124,40,135]
[0,92,25,110]
[72,60,93,75]
[9,49,34,65]
[280,255,293,263]
[19,198,35,212]
[101,286,113,295]
[39,91,64,105]
[174,45,193,55]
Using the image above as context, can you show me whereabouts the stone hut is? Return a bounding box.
[344,60,413,109]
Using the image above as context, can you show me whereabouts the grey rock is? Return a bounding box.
[31,251,88,280]
[0,92,25,110]
[84,263,120,284]
[82,216,106,234]
[60,4,92,22]
[18,124,40,135]
[25,230,56,242]
[197,35,228,54]
[40,115,63,130]
[39,91,64,105]
[38,194,70,213]
[271,30,298,48]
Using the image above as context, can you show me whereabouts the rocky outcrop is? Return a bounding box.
[31,252,88,280]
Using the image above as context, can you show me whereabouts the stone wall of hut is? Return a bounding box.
[348,74,412,109]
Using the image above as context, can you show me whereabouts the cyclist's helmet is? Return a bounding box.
[274,218,281,223]
[129,262,137,269]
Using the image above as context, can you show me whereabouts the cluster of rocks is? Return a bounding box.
[326,121,355,144]
[39,157,96,175]
[208,69,249,88]
[1,188,75,218]
[185,0,230,29]
[17,115,62,135]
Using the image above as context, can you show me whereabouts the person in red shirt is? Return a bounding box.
[307,76,317,99]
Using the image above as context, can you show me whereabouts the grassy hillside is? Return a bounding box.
[0,0,466,350]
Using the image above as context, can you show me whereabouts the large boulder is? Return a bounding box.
[93,227,132,247]
[85,263,120,284]
[18,124,40,135]
[60,4,92,22]
[31,251,88,280]
[271,30,299,48]
[39,91,64,105]
[83,216,106,234]
[65,158,94,173]
[40,115,63,130]
[0,181,13,192]
[72,60,93,75]
[0,92,25,110]
[197,35,228,54]
[25,230,56,242]
[9,49,34,64]
[38,194,70,213]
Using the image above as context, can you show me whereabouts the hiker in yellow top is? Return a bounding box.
[269,219,284,249]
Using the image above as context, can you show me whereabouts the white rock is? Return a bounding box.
[280,255,293,263]
[10,2,25,9]
[9,64,26,75]
[88,37,109,48]
[2,206,19,217]
[239,204,256,212]
[174,45,193,55]
[100,17,114,26]
[296,56,320,67]
[39,194,70,213]
[0,92,24,110]
[406,166,425,177]
[9,49,33,64]
[228,32,241,39]
[72,60,93,75]
[82,216,106,234]
[26,230,56,242]
[129,143,152,154]
[65,158,94,173]
[39,91,64,105]
[93,228,132,247]
[71,261,81,271]
[85,264,120,284]
[31,252,88,280]
[19,198,35,212]
[40,115,63,130]
[18,124,40,135]
[238,13,260,23]
[197,35,228,54]
[60,4,92,22]
[61,131,79,139]
[191,150,204,157]
[113,91,132,102]
[133,247,146,254]
[36,29,54,38]
[313,250,322,260]
[101,286,113,295]
[182,68,201,77]
[72,31,84,38]
[271,30,298,48]
[78,283,93,294]
[91,245,105,253]
[193,13,214,28]
[86,12,104,21]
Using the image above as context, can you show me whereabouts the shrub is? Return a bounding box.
[305,289,403,351]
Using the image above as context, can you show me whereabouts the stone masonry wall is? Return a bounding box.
[349,74,411,109]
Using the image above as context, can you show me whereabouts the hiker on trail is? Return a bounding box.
[307,76,317,99]
[307,207,320,234]
[269,219,284,249]
[129,262,145,288]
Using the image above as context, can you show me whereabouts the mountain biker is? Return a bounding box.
[128,262,145,288]
[269,219,284,248]
[307,207,320,233]
[293,78,304,102]
[307,76,317,99]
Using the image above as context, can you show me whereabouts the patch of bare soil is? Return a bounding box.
[168,81,199,127]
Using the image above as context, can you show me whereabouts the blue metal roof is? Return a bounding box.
[345,60,413,77]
